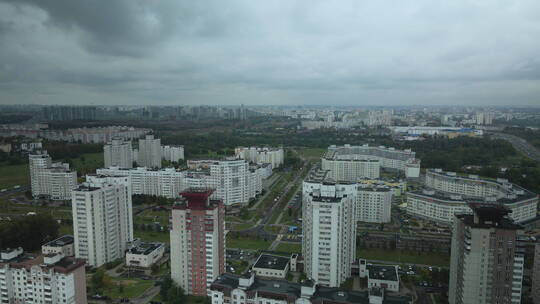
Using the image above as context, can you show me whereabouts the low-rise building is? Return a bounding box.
[252,254,290,279]
[125,241,165,268]
[209,273,411,304]
[41,235,75,257]
[360,263,400,292]
[0,247,87,304]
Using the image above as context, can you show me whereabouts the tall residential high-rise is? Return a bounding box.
[533,242,540,304]
[0,248,87,304]
[357,186,393,223]
[29,151,77,200]
[170,189,225,296]
[138,134,161,168]
[161,145,185,163]
[449,204,524,304]
[72,175,133,267]
[302,181,357,287]
[104,138,133,168]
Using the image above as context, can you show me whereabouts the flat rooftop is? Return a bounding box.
[253,254,289,271]
[43,235,74,247]
[128,242,164,255]
[367,264,399,282]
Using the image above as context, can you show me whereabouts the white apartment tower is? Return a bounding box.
[72,175,133,267]
[449,204,524,304]
[357,186,393,223]
[0,248,87,304]
[170,189,225,296]
[104,138,133,168]
[161,145,185,163]
[138,134,161,168]
[29,151,77,200]
[302,181,357,287]
[532,242,540,304]
[210,159,255,205]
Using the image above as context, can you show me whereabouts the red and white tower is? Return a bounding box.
[170,188,225,296]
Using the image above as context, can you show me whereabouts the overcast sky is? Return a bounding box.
[1,1,539,106]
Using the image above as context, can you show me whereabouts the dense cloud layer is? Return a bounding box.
[0,0,539,105]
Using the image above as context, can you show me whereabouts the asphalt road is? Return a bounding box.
[491,132,540,162]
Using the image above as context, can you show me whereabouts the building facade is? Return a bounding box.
[324,144,421,178]
[449,204,524,304]
[413,169,539,224]
[125,242,165,268]
[104,138,133,168]
[235,146,284,169]
[170,189,225,296]
[161,145,185,163]
[533,242,540,304]
[138,134,162,168]
[72,175,133,267]
[0,248,87,304]
[302,181,357,287]
[357,187,393,223]
[29,151,77,200]
[97,161,261,205]
[41,235,75,257]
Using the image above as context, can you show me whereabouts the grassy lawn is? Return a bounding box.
[102,278,154,299]
[69,152,103,174]
[233,222,255,231]
[226,235,272,250]
[264,225,282,234]
[134,230,170,244]
[297,148,326,159]
[0,199,72,219]
[134,209,169,226]
[0,164,29,189]
[357,248,450,267]
[59,224,73,235]
[275,242,302,254]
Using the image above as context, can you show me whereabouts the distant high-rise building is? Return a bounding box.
[302,181,357,287]
[449,204,524,304]
[138,135,161,168]
[357,186,393,223]
[234,146,284,169]
[42,105,98,121]
[72,175,133,267]
[161,145,184,163]
[104,138,133,168]
[533,242,540,304]
[170,189,225,296]
[29,151,77,200]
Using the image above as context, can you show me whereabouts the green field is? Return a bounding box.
[357,248,450,267]
[226,235,272,250]
[275,242,302,254]
[0,164,29,189]
[134,230,170,243]
[297,148,326,159]
[69,152,104,174]
[134,209,169,226]
[102,278,154,299]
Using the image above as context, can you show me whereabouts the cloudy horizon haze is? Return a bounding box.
[1,1,539,106]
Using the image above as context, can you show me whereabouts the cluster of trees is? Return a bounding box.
[43,140,102,160]
[134,222,168,232]
[0,151,26,165]
[132,194,175,206]
[0,214,59,251]
[0,114,32,124]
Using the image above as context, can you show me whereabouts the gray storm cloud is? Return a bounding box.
[0,0,539,106]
